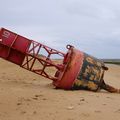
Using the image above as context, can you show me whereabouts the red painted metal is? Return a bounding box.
[0,28,120,93]
[0,28,66,81]
[0,28,86,89]
[0,28,31,65]
[53,47,84,89]
[21,40,66,80]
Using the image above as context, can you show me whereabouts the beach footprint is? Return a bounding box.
[94,110,102,113]
[81,113,90,117]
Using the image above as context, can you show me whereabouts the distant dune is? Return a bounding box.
[101,59,120,65]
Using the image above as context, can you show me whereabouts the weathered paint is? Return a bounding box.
[72,53,105,91]
[53,47,105,91]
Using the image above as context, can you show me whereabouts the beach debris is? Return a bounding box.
[67,106,74,110]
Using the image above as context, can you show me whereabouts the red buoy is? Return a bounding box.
[0,28,119,93]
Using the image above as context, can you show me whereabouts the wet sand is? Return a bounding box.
[0,58,120,120]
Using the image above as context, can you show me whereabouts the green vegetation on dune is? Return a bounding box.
[101,59,120,65]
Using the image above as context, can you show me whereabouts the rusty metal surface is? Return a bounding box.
[73,53,105,91]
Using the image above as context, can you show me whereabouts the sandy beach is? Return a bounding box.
[0,58,120,120]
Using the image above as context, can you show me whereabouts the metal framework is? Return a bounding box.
[0,28,66,81]
[21,40,66,81]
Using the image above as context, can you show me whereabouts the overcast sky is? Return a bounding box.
[1,0,120,58]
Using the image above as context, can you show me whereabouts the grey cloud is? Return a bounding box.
[0,0,120,58]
